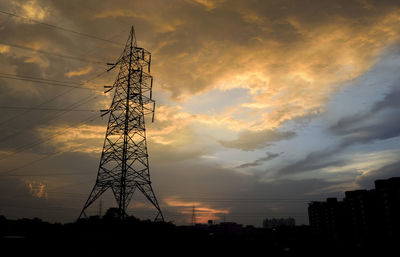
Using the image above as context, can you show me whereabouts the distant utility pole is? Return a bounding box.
[191,205,197,226]
[78,26,164,221]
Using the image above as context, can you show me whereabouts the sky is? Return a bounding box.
[1,0,400,226]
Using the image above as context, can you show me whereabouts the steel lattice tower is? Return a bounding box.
[79,26,164,221]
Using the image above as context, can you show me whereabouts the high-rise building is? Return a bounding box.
[308,198,348,239]
[308,177,400,243]
[375,177,400,239]
[344,189,380,242]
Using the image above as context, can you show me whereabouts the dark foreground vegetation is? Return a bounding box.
[0,212,398,256]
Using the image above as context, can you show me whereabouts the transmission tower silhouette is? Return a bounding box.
[79,26,164,221]
[191,205,197,226]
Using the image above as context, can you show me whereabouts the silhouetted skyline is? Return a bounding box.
[308,177,400,243]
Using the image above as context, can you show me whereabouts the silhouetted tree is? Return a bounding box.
[103,207,120,220]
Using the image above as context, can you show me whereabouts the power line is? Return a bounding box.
[0,73,101,90]
[4,172,90,177]
[0,88,74,126]
[0,61,114,174]
[0,202,81,212]
[0,151,62,177]
[0,72,89,86]
[82,70,110,85]
[0,41,105,64]
[0,93,98,142]
[64,1,132,43]
[0,9,123,46]
[0,95,100,160]
[0,69,110,126]
[0,106,97,112]
[0,113,101,175]
[3,110,100,156]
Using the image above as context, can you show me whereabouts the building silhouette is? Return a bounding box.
[375,177,400,239]
[344,189,380,242]
[308,177,400,243]
[308,198,348,240]
[263,217,296,229]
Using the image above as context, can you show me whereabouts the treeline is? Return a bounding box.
[0,211,397,256]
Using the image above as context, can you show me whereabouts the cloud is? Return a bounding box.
[28,181,48,199]
[271,134,400,182]
[3,0,400,153]
[331,84,400,147]
[355,159,400,189]
[36,124,105,154]
[88,0,400,131]
[143,0,400,131]
[0,44,10,53]
[13,0,49,22]
[236,152,281,169]
[269,82,400,179]
[275,147,347,177]
[4,0,400,132]
[219,129,296,151]
[64,65,93,78]
[186,0,227,10]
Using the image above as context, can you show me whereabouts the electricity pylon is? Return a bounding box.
[79,26,164,221]
[191,205,196,226]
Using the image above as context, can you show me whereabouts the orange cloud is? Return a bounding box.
[94,8,183,33]
[37,124,104,154]
[187,0,226,10]
[27,181,48,199]
[147,5,400,134]
[64,65,93,78]
[208,14,400,130]
[0,44,10,54]
[13,0,49,22]
[28,4,400,155]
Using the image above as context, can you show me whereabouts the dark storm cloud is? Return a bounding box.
[219,129,296,151]
[236,152,281,169]
[275,147,347,177]
[331,84,400,147]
